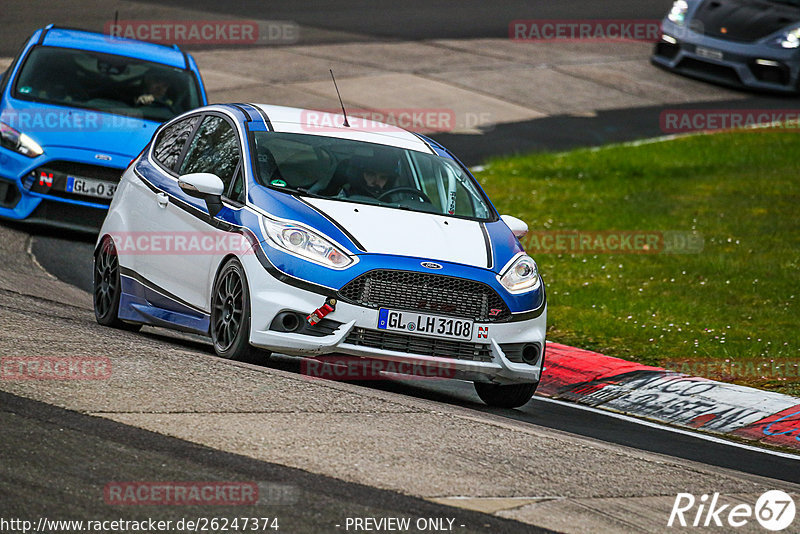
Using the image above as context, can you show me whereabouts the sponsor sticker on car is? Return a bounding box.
[377,309,474,341]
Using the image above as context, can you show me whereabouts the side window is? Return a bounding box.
[179,116,241,192]
[153,115,200,171]
[229,166,246,204]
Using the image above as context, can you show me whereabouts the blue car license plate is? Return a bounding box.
[66,176,116,199]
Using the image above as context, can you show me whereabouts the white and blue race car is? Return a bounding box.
[94,103,546,407]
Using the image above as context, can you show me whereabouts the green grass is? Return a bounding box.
[475,131,800,396]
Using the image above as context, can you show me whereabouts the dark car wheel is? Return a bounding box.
[94,237,140,331]
[474,381,538,408]
[211,258,264,362]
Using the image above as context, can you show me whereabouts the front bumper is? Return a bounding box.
[242,253,547,385]
[0,146,124,232]
[652,21,800,94]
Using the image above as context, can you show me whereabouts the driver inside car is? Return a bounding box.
[341,154,398,198]
[134,72,173,108]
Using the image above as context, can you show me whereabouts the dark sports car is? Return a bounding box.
[652,0,800,93]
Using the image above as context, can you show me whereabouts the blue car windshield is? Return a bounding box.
[252,131,494,221]
[13,46,202,122]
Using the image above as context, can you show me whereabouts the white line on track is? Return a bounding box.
[534,396,800,461]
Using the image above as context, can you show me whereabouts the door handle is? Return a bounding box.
[156,192,169,208]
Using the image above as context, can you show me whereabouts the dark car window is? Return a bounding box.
[251,131,493,221]
[12,46,202,122]
[153,115,201,172]
[229,166,246,204]
[179,116,241,192]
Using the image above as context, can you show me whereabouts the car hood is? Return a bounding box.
[1,99,159,158]
[303,198,492,269]
[693,0,800,42]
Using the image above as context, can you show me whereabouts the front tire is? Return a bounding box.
[211,258,259,362]
[93,237,140,331]
[474,381,538,408]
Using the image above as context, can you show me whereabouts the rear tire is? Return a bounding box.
[93,236,140,331]
[210,258,262,362]
[474,381,538,408]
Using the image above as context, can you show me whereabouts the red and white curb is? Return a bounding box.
[539,343,800,452]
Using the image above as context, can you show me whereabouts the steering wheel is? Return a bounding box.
[378,187,432,204]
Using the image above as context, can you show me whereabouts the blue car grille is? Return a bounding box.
[27,161,122,205]
[338,269,512,322]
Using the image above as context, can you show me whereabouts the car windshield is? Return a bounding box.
[251,132,494,221]
[13,46,202,122]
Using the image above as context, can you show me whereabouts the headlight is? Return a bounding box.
[668,0,689,25]
[0,121,44,158]
[498,254,541,294]
[262,217,355,269]
[779,27,800,49]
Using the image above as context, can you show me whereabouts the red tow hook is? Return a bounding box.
[307,298,337,325]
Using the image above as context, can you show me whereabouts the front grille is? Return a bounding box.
[38,161,124,182]
[27,161,123,205]
[345,327,493,362]
[338,270,511,322]
[677,58,741,85]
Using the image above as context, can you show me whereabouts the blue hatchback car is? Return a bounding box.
[0,25,207,231]
[95,103,547,408]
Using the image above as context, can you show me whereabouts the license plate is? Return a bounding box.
[66,176,116,199]
[696,46,723,61]
[377,309,474,341]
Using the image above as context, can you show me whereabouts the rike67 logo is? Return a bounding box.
[669,491,796,531]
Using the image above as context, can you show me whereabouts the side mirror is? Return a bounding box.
[500,214,528,239]
[179,172,224,217]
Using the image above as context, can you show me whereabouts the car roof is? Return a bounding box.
[38,26,188,69]
[248,103,435,154]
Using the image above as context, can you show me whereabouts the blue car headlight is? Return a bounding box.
[668,0,689,25]
[261,216,355,269]
[498,254,541,294]
[779,27,800,49]
[0,121,43,158]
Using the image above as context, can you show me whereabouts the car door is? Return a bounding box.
[124,113,201,292]
[141,113,244,312]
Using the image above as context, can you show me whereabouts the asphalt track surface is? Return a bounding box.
[18,229,800,487]
[139,0,672,42]
[0,390,550,533]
